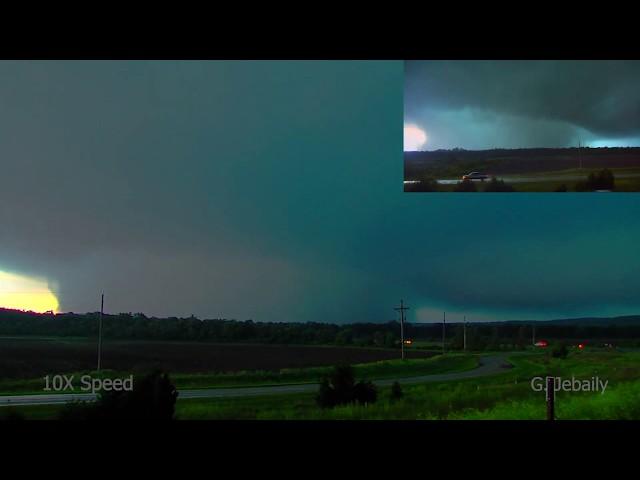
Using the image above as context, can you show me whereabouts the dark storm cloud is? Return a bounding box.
[0,61,404,320]
[405,60,640,149]
[1,61,639,322]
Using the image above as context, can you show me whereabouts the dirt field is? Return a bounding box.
[0,337,433,379]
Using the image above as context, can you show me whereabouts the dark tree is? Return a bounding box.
[353,381,377,405]
[316,364,355,408]
[335,328,354,345]
[384,331,397,348]
[58,370,178,420]
[316,364,378,408]
[450,325,465,350]
[316,376,337,408]
[550,342,569,359]
[483,177,515,192]
[372,331,386,347]
[575,169,615,191]
[486,326,500,351]
[598,168,615,190]
[390,381,403,402]
[515,326,527,350]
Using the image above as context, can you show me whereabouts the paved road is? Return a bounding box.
[0,355,513,406]
[435,172,640,185]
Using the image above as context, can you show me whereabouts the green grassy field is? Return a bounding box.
[5,350,640,420]
[173,350,640,420]
[0,353,475,395]
[415,167,640,192]
[512,167,640,192]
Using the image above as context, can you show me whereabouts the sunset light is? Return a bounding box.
[0,270,59,313]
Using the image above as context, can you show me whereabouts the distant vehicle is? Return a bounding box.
[534,340,548,348]
[462,171,490,181]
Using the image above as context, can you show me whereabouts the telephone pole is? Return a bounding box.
[394,299,409,360]
[442,311,446,355]
[463,315,467,351]
[578,140,583,169]
[97,293,104,373]
[532,324,536,346]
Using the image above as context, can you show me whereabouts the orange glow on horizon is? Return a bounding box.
[0,270,59,313]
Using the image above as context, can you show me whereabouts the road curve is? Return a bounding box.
[0,355,513,407]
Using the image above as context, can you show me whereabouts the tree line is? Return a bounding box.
[2,308,640,347]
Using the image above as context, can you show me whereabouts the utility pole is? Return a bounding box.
[532,324,536,346]
[442,311,446,355]
[97,293,104,373]
[578,140,583,169]
[546,376,555,421]
[463,315,467,352]
[394,299,409,360]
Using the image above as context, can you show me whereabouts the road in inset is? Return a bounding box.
[435,172,640,185]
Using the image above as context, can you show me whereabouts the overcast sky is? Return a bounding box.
[1,61,639,323]
[405,60,640,150]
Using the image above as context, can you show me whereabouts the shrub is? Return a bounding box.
[58,370,179,420]
[575,168,615,191]
[483,177,515,192]
[390,381,403,402]
[316,377,338,408]
[316,364,378,408]
[550,342,569,359]
[354,381,378,405]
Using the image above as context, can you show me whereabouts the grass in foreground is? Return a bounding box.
[6,350,640,420]
[174,351,640,420]
[412,167,640,192]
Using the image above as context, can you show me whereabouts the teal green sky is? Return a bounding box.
[0,61,639,323]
